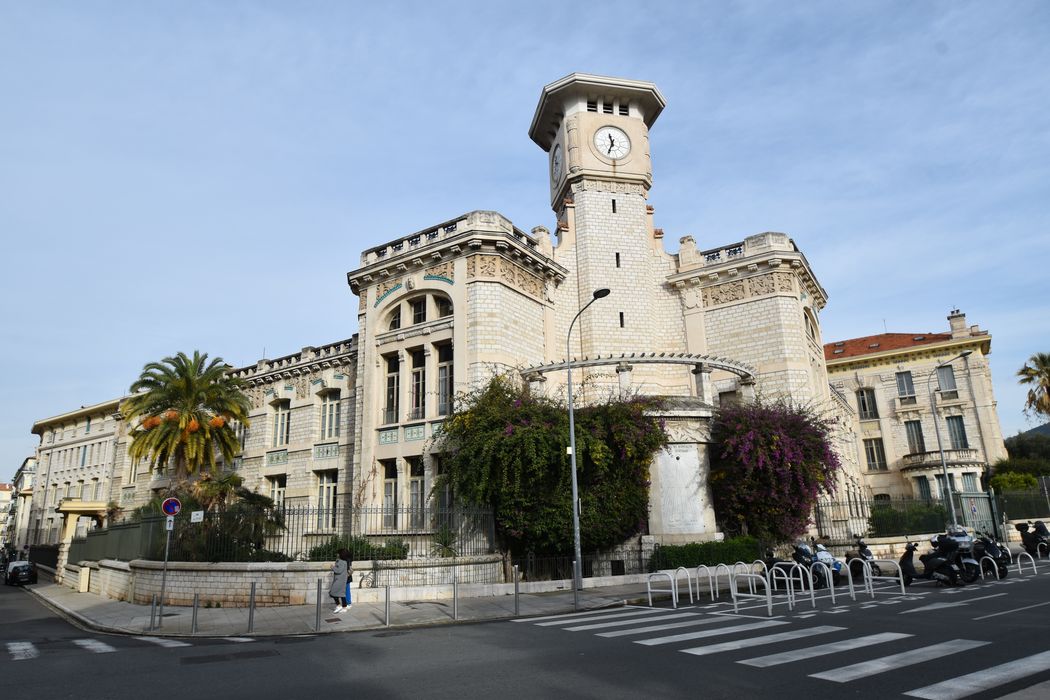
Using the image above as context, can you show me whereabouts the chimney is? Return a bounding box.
[948,309,968,338]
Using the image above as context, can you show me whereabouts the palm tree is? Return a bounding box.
[1018,352,1050,420]
[122,351,251,483]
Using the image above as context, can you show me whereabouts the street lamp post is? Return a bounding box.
[926,349,973,528]
[566,287,610,591]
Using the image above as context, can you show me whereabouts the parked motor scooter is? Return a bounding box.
[1014,522,1047,558]
[898,535,962,586]
[972,531,1010,579]
[845,534,881,580]
[1032,521,1050,557]
[944,525,981,584]
[814,543,844,586]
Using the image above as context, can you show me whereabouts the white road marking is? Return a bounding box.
[635,620,788,646]
[535,608,668,626]
[221,637,255,643]
[904,650,1050,699]
[810,639,989,682]
[684,625,844,658]
[134,636,191,648]
[972,600,1050,620]
[563,611,700,631]
[73,639,117,654]
[7,642,38,660]
[598,616,733,638]
[739,632,911,667]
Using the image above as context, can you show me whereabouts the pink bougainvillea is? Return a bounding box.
[710,400,840,543]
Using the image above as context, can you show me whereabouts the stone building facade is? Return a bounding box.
[31,73,1001,553]
[825,310,1007,501]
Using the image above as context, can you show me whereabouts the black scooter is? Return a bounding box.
[899,536,962,586]
[845,534,881,580]
[1015,521,1049,558]
[972,531,1010,579]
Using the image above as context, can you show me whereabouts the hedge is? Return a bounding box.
[648,536,761,571]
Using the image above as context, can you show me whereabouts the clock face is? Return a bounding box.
[551,143,563,181]
[593,126,631,160]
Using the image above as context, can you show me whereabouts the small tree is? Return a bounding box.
[990,471,1038,491]
[709,400,840,543]
[1018,352,1050,420]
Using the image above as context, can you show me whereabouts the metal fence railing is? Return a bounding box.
[815,498,952,541]
[995,489,1050,521]
[67,506,496,564]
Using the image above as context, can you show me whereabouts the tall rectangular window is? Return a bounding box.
[268,474,287,509]
[409,349,425,420]
[962,473,978,492]
[316,471,337,529]
[437,344,454,416]
[382,460,398,528]
[946,415,969,449]
[408,457,424,529]
[92,479,101,501]
[916,476,932,500]
[856,388,879,420]
[905,420,926,454]
[272,401,291,447]
[320,392,341,440]
[411,298,426,325]
[79,481,87,499]
[863,438,887,471]
[434,456,451,513]
[384,355,400,424]
[896,371,916,405]
[436,297,453,318]
[937,365,959,400]
[85,417,91,434]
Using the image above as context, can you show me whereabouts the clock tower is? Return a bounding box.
[529,74,686,391]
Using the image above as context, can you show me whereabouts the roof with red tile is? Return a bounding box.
[824,332,953,361]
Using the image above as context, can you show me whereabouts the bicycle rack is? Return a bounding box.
[1039,542,1049,559]
[734,562,756,594]
[731,573,773,617]
[839,559,862,601]
[647,571,678,608]
[978,555,1002,580]
[714,563,733,598]
[864,559,907,596]
[788,562,816,609]
[809,562,836,605]
[673,566,695,604]
[695,565,717,601]
[1016,551,1038,576]
[767,566,796,610]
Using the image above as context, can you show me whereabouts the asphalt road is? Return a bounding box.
[3,571,1050,699]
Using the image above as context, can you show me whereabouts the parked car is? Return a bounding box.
[4,560,37,586]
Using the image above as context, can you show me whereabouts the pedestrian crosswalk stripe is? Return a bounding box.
[7,642,38,661]
[73,639,117,654]
[535,609,670,627]
[564,611,701,632]
[512,606,647,624]
[810,639,989,682]
[597,616,735,638]
[636,619,788,646]
[739,632,911,667]
[903,649,1050,700]
[683,625,845,658]
[135,636,191,648]
[221,637,255,643]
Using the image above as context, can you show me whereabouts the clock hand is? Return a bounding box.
[608,134,614,153]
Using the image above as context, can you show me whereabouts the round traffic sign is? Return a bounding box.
[161,497,182,516]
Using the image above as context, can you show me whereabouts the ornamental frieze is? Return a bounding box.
[465,254,544,299]
[424,261,454,284]
[700,272,798,308]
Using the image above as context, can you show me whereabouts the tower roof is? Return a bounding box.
[528,73,666,151]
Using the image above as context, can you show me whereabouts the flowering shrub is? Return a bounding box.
[710,400,840,543]
[437,375,666,556]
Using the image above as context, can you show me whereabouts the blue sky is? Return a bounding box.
[2,1,1048,480]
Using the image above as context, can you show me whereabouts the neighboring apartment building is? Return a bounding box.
[8,457,35,550]
[825,310,1007,501]
[0,483,12,546]
[28,400,121,543]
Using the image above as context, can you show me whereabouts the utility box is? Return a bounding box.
[78,566,90,593]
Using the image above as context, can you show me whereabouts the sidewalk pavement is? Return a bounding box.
[25,577,657,638]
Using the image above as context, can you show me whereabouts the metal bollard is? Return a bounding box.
[149,594,158,631]
[247,582,256,633]
[572,561,579,612]
[384,585,391,627]
[315,579,323,631]
[453,570,459,621]
[513,565,520,617]
[191,594,199,634]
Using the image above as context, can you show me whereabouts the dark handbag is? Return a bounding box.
[347,571,353,583]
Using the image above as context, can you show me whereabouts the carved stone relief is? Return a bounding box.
[377,278,401,300]
[749,274,775,296]
[478,255,498,278]
[466,256,476,278]
[775,272,795,292]
[424,261,454,282]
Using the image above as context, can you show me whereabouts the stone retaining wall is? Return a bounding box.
[60,555,504,607]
